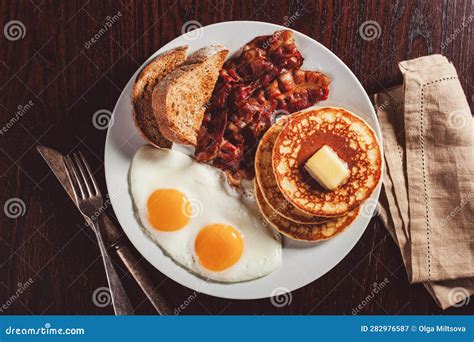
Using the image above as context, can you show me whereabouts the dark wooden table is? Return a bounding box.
[1,0,472,315]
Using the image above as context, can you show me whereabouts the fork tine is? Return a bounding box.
[63,156,81,203]
[79,152,101,197]
[73,153,93,198]
[65,155,85,200]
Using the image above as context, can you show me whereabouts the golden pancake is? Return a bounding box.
[273,107,382,217]
[255,181,360,241]
[255,120,329,224]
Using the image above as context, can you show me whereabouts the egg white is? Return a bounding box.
[129,145,282,282]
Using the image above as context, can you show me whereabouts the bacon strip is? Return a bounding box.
[195,30,330,184]
[196,30,303,161]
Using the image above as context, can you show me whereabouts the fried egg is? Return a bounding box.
[129,146,282,282]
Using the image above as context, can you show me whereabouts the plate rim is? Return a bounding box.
[104,20,382,300]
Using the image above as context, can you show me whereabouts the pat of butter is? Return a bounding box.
[304,145,350,190]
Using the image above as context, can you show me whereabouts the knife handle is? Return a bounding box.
[114,243,173,315]
[100,214,173,315]
[91,219,134,315]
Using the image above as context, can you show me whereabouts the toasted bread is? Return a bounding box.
[152,45,228,146]
[132,46,188,148]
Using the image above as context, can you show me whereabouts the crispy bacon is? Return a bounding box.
[195,30,330,184]
[265,69,331,113]
[196,30,301,163]
[195,109,227,162]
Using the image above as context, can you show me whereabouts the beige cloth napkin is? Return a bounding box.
[373,55,474,309]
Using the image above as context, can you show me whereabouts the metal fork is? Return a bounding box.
[63,152,134,315]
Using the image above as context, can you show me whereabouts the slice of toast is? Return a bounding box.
[152,45,228,146]
[132,46,188,148]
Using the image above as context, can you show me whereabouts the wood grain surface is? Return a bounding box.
[0,0,472,315]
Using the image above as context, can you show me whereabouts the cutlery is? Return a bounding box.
[63,151,134,315]
[37,145,172,315]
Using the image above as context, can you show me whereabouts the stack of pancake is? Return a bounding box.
[254,107,382,242]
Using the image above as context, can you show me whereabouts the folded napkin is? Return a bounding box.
[373,55,474,309]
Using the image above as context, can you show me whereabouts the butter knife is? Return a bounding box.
[37,145,172,315]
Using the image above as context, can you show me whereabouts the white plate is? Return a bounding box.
[104,21,382,300]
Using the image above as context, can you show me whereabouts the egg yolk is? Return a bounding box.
[147,189,190,231]
[195,224,243,271]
